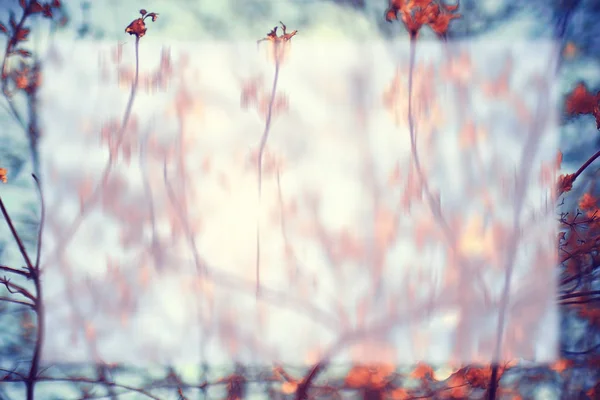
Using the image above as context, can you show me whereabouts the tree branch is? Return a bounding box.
[0,265,30,278]
[0,197,35,273]
[0,278,36,302]
[0,296,34,308]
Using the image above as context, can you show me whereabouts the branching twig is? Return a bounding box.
[0,277,35,301]
[0,173,45,399]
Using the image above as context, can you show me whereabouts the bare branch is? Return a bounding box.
[0,296,34,308]
[32,174,44,272]
[0,197,35,273]
[0,277,36,302]
[0,265,30,278]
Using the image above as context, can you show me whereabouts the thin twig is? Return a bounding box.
[567,149,600,190]
[32,174,43,271]
[0,265,30,278]
[0,279,35,301]
[558,290,600,301]
[0,296,34,308]
[25,174,45,400]
[0,197,35,272]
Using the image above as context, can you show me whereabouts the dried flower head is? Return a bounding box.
[257,21,298,64]
[565,82,600,129]
[557,173,575,195]
[125,9,158,38]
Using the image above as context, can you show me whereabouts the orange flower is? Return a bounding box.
[14,72,28,89]
[385,0,405,22]
[257,21,298,64]
[565,82,600,129]
[579,192,597,210]
[557,173,575,195]
[565,82,599,115]
[550,358,573,374]
[410,362,434,380]
[463,366,491,389]
[385,0,461,39]
[345,364,395,389]
[0,168,7,183]
[428,8,461,36]
[401,8,429,38]
[125,9,158,38]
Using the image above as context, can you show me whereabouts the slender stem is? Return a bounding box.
[26,173,45,400]
[32,174,43,272]
[0,198,35,272]
[26,274,43,400]
[257,62,281,196]
[572,149,600,183]
[558,290,600,301]
[27,61,41,178]
[119,36,140,145]
[255,59,281,297]
[45,36,141,267]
